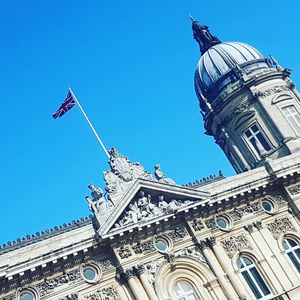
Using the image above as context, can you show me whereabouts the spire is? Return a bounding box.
[190,17,221,55]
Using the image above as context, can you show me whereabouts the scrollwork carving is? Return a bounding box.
[36,268,82,296]
[168,227,188,242]
[118,245,132,259]
[132,240,155,254]
[191,219,204,231]
[59,293,78,300]
[220,235,252,258]
[84,285,121,300]
[266,217,296,239]
[175,245,206,263]
[288,184,300,195]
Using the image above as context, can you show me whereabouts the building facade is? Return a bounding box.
[1,19,300,300]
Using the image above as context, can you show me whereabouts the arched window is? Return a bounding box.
[282,105,300,135]
[173,281,199,300]
[282,238,300,273]
[237,256,272,299]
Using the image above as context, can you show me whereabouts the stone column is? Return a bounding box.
[246,222,286,293]
[200,238,238,300]
[124,268,150,300]
[210,240,247,300]
[136,265,159,300]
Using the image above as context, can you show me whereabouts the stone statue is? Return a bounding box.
[85,184,113,214]
[154,164,176,185]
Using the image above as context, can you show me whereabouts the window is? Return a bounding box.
[237,256,272,299]
[282,238,300,273]
[215,216,231,231]
[81,263,101,283]
[19,290,36,300]
[243,124,272,158]
[173,281,199,300]
[261,200,275,214]
[282,105,300,135]
[154,236,172,253]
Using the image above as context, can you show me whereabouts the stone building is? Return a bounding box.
[2,18,300,300]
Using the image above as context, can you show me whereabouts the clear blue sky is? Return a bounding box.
[1,0,300,245]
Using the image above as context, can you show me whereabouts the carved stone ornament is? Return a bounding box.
[132,240,155,254]
[84,285,121,300]
[266,217,296,239]
[168,227,189,242]
[288,184,300,195]
[221,98,251,126]
[0,293,15,300]
[175,245,206,263]
[103,148,156,203]
[256,85,289,98]
[59,293,78,300]
[118,245,132,259]
[191,219,204,231]
[114,193,194,229]
[36,268,82,296]
[220,235,252,258]
[143,258,164,286]
[85,184,114,215]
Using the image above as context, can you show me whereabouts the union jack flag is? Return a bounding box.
[52,91,76,119]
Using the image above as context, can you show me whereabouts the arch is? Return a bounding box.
[155,257,217,300]
[271,93,294,105]
[232,110,255,130]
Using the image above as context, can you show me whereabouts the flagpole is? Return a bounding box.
[68,86,110,159]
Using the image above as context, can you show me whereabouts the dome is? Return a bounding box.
[195,42,264,91]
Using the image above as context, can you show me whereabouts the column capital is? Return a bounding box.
[135,265,145,276]
[206,236,216,247]
[198,240,208,250]
[124,267,135,281]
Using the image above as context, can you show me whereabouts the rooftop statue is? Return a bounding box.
[85,184,113,214]
[154,164,176,185]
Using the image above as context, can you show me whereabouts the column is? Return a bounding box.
[200,238,238,300]
[210,240,248,300]
[136,265,159,300]
[124,268,150,300]
[246,222,287,293]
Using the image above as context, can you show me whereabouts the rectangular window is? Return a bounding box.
[282,105,300,135]
[243,124,272,159]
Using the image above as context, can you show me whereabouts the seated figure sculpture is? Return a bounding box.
[85,184,113,214]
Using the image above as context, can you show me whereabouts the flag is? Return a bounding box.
[52,90,76,119]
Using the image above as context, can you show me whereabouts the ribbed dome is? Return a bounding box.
[195,42,264,91]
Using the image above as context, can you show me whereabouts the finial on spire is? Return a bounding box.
[186,10,195,22]
[190,17,221,55]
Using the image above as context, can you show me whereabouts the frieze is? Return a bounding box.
[114,193,194,229]
[191,219,205,231]
[266,217,296,239]
[220,235,252,258]
[59,293,78,300]
[288,184,300,195]
[97,259,114,272]
[168,227,189,242]
[132,240,155,255]
[84,285,121,300]
[256,85,289,98]
[204,195,285,228]
[36,268,82,297]
[118,245,132,259]
[175,245,206,263]
[0,294,15,300]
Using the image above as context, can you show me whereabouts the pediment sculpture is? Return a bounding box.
[85,184,114,215]
[113,191,193,229]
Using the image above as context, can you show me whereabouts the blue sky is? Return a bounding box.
[1,0,300,244]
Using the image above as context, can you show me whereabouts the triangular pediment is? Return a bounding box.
[97,178,210,238]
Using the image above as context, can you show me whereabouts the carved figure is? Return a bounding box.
[154,164,176,184]
[85,184,113,214]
